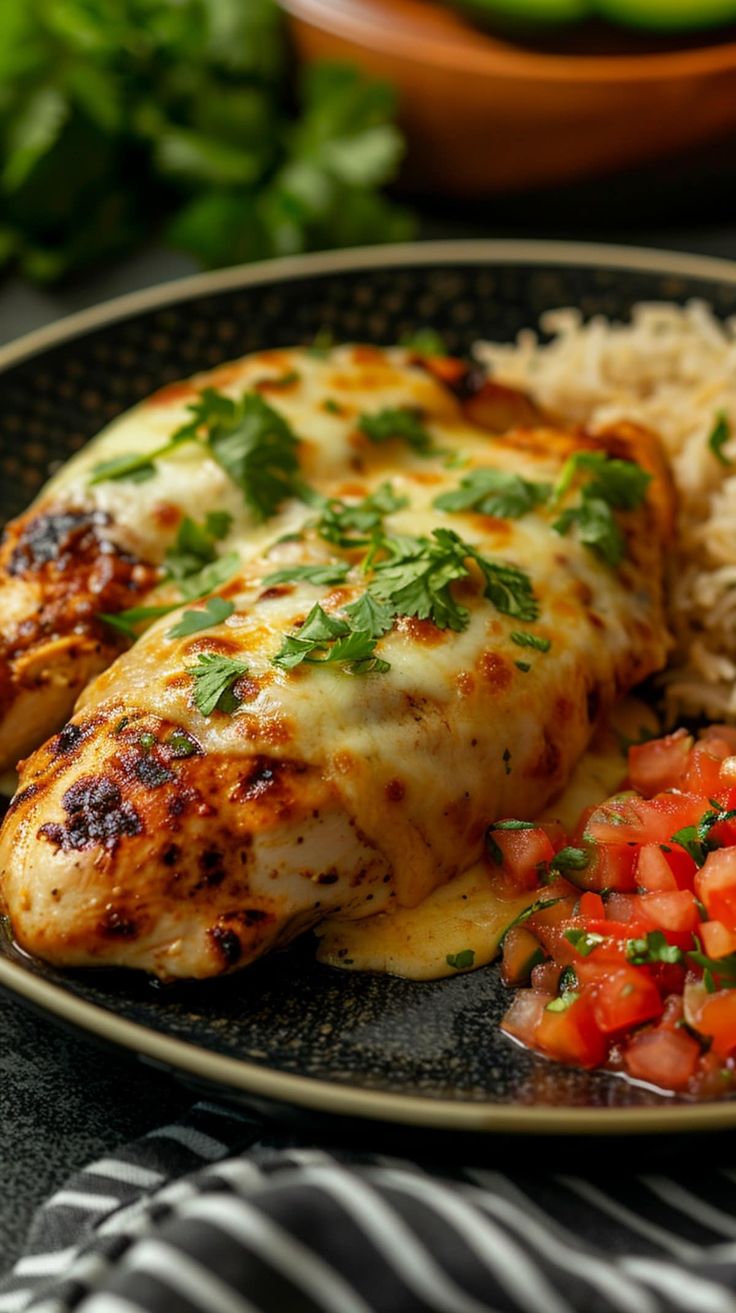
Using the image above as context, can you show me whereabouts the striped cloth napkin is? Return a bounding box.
[2,1102,736,1313]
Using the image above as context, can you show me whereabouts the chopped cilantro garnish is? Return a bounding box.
[446,949,475,970]
[306,328,335,358]
[369,528,538,630]
[515,661,531,672]
[552,450,651,568]
[498,897,564,944]
[708,411,732,466]
[434,467,551,520]
[358,406,434,454]
[200,391,302,521]
[626,930,683,966]
[671,806,736,867]
[558,965,578,992]
[99,604,183,641]
[564,928,606,957]
[166,729,200,758]
[510,631,551,653]
[323,398,343,415]
[272,603,389,676]
[546,991,579,1012]
[550,846,590,873]
[262,562,351,587]
[687,936,736,993]
[316,482,408,549]
[167,596,235,639]
[139,732,156,752]
[165,513,230,582]
[188,653,249,716]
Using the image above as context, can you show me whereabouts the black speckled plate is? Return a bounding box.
[4,240,736,1138]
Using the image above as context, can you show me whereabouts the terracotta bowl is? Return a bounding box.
[281,0,736,196]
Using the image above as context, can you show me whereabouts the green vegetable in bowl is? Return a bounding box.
[0,0,412,284]
[451,0,736,26]
[454,0,589,22]
[595,0,736,28]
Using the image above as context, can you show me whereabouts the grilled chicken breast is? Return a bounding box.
[0,345,673,979]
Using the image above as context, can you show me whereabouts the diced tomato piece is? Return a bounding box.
[635,844,677,892]
[526,895,577,934]
[718,757,736,788]
[696,848,736,927]
[648,961,687,997]
[605,892,645,923]
[501,990,551,1047]
[638,890,701,937]
[578,891,605,918]
[537,819,567,852]
[535,992,607,1068]
[587,793,709,847]
[661,845,697,890]
[660,993,685,1030]
[582,843,638,892]
[592,966,663,1034]
[700,724,736,753]
[624,1026,701,1091]
[501,926,545,986]
[689,1050,736,1100]
[684,745,727,797]
[694,991,736,1059]
[491,826,555,891]
[700,920,736,959]
[628,729,691,797]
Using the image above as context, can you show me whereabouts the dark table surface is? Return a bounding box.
[3,142,736,1273]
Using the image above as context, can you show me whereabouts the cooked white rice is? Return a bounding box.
[474,301,736,723]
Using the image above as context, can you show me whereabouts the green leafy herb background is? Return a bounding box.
[0,0,414,283]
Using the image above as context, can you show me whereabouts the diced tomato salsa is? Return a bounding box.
[494,725,736,1098]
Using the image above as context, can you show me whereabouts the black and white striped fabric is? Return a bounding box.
[3,1102,736,1313]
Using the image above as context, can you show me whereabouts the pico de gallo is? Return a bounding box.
[494,723,736,1097]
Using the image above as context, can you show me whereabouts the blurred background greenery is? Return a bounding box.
[0,0,412,284]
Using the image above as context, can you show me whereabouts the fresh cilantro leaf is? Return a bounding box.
[139,732,156,752]
[99,603,181,641]
[498,897,564,943]
[554,451,651,510]
[515,661,531,672]
[262,562,351,587]
[368,529,471,631]
[316,482,408,548]
[489,819,539,831]
[342,592,394,638]
[687,938,736,992]
[369,528,538,629]
[89,455,157,485]
[401,328,447,356]
[323,398,343,415]
[188,653,249,716]
[511,631,551,653]
[358,406,434,454]
[178,552,240,601]
[553,497,625,568]
[434,468,551,519]
[626,930,683,966]
[205,393,302,521]
[272,603,388,675]
[552,451,650,568]
[550,846,590,873]
[446,949,475,970]
[166,729,200,758]
[545,991,580,1013]
[165,515,220,580]
[204,511,233,540]
[166,596,235,638]
[558,965,578,992]
[671,807,736,867]
[564,928,606,957]
[708,411,732,467]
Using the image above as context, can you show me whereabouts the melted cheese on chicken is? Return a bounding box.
[0,346,672,979]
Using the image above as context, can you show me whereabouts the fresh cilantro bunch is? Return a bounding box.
[0,0,412,282]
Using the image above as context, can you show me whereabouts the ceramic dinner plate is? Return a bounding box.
[3,239,736,1137]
